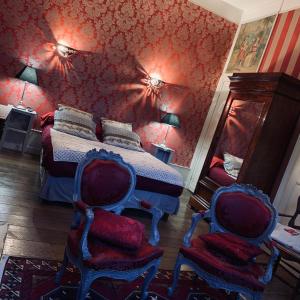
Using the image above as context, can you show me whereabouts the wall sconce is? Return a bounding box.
[55,43,77,58]
[145,76,165,94]
[160,112,180,147]
[15,65,38,109]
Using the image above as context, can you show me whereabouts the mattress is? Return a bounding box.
[41,125,183,197]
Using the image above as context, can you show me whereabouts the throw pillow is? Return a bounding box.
[40,111,54,128]
[103,124,144,152]
[58,104,93,119]
[223,152,243,179]
[88,208,145,251]
[201,232,263,263]
[101,118,132,131]
[53,107,98,141]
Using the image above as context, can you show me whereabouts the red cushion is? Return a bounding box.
[81,160,131,206]
[95,123,102,141]
[180,238,265,291]
[201,233,263,263]
[40,112,54,128]
[210,156,224,168]
[209,166,236,186]
[68,227,163,271]
[216,192,271,238]
[87,208,145,250]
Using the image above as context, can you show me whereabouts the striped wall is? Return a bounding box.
[259,8,300,79]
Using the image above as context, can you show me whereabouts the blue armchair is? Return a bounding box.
[56,149,163,300]
[168,184,279,300]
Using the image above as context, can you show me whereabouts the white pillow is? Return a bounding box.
[54,106,97,141]
[223,152,243,179]
[103,124,144,152]
[58,104,93,119]
[101,118,132,131]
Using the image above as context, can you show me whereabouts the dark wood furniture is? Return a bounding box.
[189,73,300,211]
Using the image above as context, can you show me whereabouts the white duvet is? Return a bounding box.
[50,128,183,187]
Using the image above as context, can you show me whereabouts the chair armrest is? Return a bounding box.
[183,210,210,247]
[71,200,88,229]
[259,239,279,284]
[139,200,163,246]
[79,207,94,261]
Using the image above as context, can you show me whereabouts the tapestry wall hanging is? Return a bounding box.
[226,15,276,73]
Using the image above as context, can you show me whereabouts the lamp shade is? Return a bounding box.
[161,113,180,128]
[16,66,38,85]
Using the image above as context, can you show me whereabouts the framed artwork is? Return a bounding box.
[226,15,276,73]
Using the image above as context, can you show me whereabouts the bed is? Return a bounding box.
[40,124,184,216]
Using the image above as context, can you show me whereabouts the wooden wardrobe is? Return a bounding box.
[189,72,300,211]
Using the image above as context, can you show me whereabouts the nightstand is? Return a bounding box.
[0,107,37,153]
[151,143,174,164]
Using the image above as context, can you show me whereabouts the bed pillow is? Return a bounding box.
[223,152,243,179]
[53,106,98,141]
[58,104,93,119]
[101,118,132,131]
[201,232,263,263]
[103,124,144,152]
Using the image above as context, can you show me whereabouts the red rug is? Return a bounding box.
[0,256,236,300]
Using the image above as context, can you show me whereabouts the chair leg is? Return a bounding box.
[140,264,159,300]
[77,270,93,300]
[291,278,300,300]
[168,253,183,296]
[55,249,69,285]
[252,293,262,300]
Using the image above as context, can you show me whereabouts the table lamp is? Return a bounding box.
[160,113,180,147]
[15,65,38,109]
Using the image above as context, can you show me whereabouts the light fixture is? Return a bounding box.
[160,113,180,147]
[15,65,38,109]
[145,75,165,93]
[55,43,77,58]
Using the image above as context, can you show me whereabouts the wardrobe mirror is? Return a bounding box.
[207,99,265,186]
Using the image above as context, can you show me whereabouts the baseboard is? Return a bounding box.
[168,163,190,187]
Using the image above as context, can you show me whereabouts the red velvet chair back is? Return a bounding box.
[73,149,136,210]
[215,192,271,238]
[210,184,277,243]
[81,160,131,206]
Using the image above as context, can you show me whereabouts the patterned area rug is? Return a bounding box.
[0,256,236,300]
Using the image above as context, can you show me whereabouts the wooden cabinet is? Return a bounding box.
[189,73,300,211]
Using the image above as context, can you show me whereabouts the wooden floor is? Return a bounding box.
[0,150,298,299]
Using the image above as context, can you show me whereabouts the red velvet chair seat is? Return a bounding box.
[68,228,163,271]
[201,232,263,263]
[180,237,265,291]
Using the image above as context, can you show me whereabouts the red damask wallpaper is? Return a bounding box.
[0,0,237,166]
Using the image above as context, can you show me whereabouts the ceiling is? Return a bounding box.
[221,0,277,12]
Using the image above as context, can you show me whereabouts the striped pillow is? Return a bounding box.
[58,104,93,119]
[53,107,98,141]
[101,118,132,131]
[103,124,144,152]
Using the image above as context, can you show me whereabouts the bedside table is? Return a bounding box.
[151,143,174,164]
[0,107,36,153]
